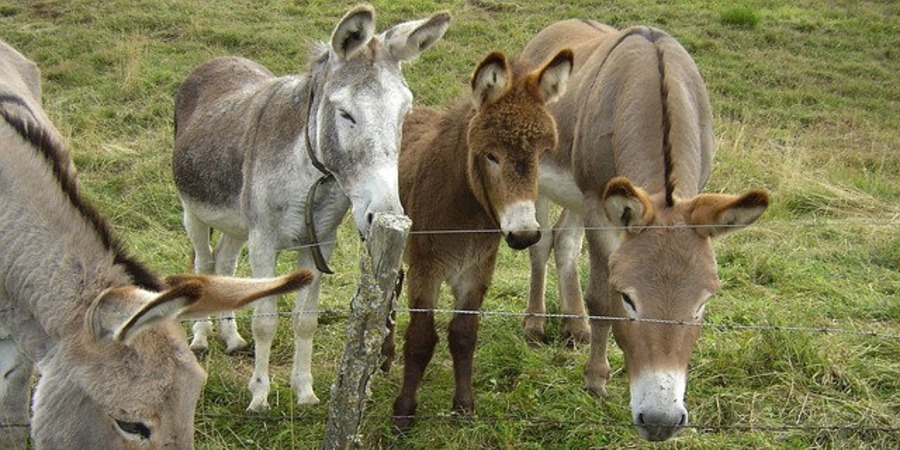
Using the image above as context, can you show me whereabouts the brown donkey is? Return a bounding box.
[520,21,769,441]
[0,39,311,449]
[390,49,573,433]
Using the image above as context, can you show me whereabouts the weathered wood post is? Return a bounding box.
[322,213,410,449]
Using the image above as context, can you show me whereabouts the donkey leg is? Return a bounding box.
[554,210,589,345]
[581,209,616,398]
[289,247,328,406]
[0,332,30,450]
[213,234,250,355]
[392,266,441,434]
[447,266,491,415]
[246,237,279,413]
[524,197,552,345]
[183,208,216,356]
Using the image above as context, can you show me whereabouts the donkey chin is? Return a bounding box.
[499,201,541,250]
[630,369,689,441]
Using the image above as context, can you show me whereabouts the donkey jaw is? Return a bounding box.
[499,200,541,250]
[629,369,689,441]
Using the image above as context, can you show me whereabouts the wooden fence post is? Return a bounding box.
[322,212,410,450]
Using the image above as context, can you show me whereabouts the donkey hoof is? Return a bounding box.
[246,399,270,413]
[392,397,417,435]
[523,327,546,346]
[190,346,209,359]
[224,343,252,357]
[584,381,609,399]
[392,416,414,437]
[296,392,321,405]
[451,398,475,416]
[380,357,394,373]
[562,327,590,347]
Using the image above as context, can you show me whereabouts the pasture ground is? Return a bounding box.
[1,0,897,448]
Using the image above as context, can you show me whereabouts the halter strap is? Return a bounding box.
[302,74,335,274]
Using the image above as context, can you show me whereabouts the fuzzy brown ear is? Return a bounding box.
[690,189,769,238]
[530,48,573,104]
[166,270,314,318]
[603,177,655,233]
[471,52,511,108]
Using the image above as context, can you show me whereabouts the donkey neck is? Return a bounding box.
[0,122,140,359]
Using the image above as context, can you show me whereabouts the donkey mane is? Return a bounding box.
[0,95,162,291]
[656,45,676,208]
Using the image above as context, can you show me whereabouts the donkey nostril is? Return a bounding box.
[679,414,687,426]
[366,212,374,225]
[637,413,645,424]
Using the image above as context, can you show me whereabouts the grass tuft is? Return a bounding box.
[720,7,760,29]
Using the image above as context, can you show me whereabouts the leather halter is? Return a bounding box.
[302,74,335,275]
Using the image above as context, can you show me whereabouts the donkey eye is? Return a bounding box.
[339,110,356,125]
[694,302,708,321]
[114,419,151,440]
[485,153,499,164]
[621,292,637,316]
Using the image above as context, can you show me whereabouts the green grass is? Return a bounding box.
[2,0,898,448]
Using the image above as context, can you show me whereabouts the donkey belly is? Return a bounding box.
[180,197,249,239]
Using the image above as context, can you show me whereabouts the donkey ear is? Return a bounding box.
[471,52,511,108]
[87,283,203,344]
[88,270,312,344]
[331,5,376,61]
[603,177,655,233]
[381,11,451,62]
[531,48,573,104]
[690,189,769,238]
[165,270,313,318]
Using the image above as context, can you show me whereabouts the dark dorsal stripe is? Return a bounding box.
[656,45,676,208]
[580,27,677,207]
[0,95,162,291]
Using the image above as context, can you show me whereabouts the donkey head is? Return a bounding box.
[466,50,573,249]
[309,6,450,235]
[602,177,768,441]
[30,271,311,449]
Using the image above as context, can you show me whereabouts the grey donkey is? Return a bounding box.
[172,5,450,411]
[0,39,312,449]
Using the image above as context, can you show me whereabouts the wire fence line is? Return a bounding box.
[5,409,899,435]
[181,307,900,340]
[187,412,900,435]
[278,216,899,251]
[4,412,898,435]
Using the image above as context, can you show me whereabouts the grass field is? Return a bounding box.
[2,0,898,448]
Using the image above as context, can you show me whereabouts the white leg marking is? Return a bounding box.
[246,238,278,413]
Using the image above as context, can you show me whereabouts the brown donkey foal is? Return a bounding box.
[390,49,573,433]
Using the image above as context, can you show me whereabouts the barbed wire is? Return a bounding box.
[181,307,900,340]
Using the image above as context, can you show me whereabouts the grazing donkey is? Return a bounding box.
[390,49,574,433]
[0,39,312,449]
[172,5,450,411]
[519,20,769,441]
